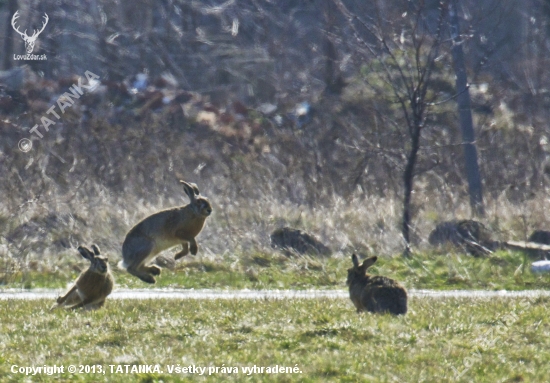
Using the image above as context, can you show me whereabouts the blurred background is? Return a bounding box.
[2,0,550,276]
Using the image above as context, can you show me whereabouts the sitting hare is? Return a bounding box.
[120,180,212,283]
[347,254,407,315]
[52,245,114,310]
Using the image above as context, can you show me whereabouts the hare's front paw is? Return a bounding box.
[148,265,162,276]
[175,243,189,260]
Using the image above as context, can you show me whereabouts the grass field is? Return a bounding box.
[2,249,550,292]
[1,297,549,382]
[3,220,550,382]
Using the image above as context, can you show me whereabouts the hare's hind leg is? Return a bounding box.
[363,290,382,313]
[146,264,161,275]
[127,265,158,284]
[189,238,198,255]
[124,239,158,284]
[69,296,101,310]
[374,288,407,315]
[174,242,189,260]
[55,285,78,307]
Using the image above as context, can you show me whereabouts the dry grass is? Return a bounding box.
[3,183,550,291]
[5,185,550,261]
[3,184,550,271]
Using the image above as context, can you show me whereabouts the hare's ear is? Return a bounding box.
[91,244,101,256]
[351,254,360,268]
[78,246,95,261]
[361,256,377,270]
[190,183,200,196]
[180,180,196,202]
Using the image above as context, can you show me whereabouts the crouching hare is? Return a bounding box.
[51,245,114,310]
[347,254,407,315]
[121,180,212,284]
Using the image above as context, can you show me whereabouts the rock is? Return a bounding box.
[428,220,496,257]
[270,227,331,256]
[528,230,550,245]
[154,254,176,270]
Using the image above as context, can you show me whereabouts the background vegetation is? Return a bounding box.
[2,0,550,275]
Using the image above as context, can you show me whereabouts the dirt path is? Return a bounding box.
[1,288,550,300]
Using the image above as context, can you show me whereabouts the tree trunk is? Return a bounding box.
[449,0,485,216]
[323,0,345,94]
[402,121,421,256]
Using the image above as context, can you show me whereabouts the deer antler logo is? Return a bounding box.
[11,11,49,54]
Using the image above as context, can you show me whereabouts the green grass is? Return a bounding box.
[1,297,549,382]
[2,249,550,291]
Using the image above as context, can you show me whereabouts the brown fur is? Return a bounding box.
[121,180,212,283]
[347,254,407,315]
[52,245,114,310]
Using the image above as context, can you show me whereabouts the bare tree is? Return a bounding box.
[333,0,449,255]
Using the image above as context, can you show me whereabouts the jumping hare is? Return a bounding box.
[120,180,212,284]
[51,245,114,310]
[347,254,407,315]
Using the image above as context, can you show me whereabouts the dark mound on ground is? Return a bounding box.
[428,220,497,257]
[528,230,550,245]
[270,227,331,256]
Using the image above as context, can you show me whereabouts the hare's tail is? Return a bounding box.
[117,260,128,271]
